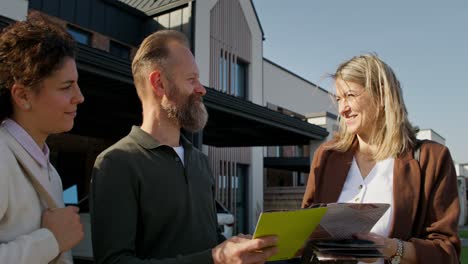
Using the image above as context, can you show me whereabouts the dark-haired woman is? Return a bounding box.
[0,12,84,263]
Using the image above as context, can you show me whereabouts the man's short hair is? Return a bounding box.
[131,30,189,98]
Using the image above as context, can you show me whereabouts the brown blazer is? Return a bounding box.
[302,140,460,263]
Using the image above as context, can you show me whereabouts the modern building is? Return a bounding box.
[0,1,330,261]
[456,163,468,177]
[261,58,338,210]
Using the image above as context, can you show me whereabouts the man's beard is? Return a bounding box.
[162,86,208,132]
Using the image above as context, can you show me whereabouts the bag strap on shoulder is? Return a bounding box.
[2,128,58,209]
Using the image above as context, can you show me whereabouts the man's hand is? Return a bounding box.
[212,235,278,264]
[41,206,84,253]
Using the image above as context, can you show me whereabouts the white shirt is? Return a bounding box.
[337,157,395,264]
[173,146,185,166]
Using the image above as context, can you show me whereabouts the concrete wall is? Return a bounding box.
[0,0,27,21]
[263,59,337,116]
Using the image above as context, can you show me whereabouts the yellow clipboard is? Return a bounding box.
[252,207,327,261]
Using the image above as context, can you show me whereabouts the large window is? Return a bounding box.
[67,25,91,45]
[219,50,248,99]
[219,52,227,93]
[234,61,247,99]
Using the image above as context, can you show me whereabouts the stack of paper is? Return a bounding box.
[252,203,389,262]
[306,239,384,262]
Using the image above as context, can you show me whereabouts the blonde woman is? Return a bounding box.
[302,54,459,264]
[0,13,84,263]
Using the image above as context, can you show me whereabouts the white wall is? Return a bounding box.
[456,163,468,177]
[239,0,263,105]
[238,0,265,233]
[0,0,27,21]
[463,164,468,176]
[416,129,446,145]
[307,112,338,155]
[263,59,338,116]
[193,0,217,87]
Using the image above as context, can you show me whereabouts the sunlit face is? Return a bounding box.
[28,57,84,136]
[161,43,208,132]
[335,78,377,140]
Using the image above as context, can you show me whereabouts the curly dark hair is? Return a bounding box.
[0,11,76,121]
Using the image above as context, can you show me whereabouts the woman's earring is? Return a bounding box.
[24,103,31,110]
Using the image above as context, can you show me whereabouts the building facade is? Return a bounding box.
[261,58,339,210]
[0,1,329,262]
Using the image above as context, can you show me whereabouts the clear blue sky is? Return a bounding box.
[253,0,468,164]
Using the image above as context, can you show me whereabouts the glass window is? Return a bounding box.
[234,60,247,99]
[109,41,130,60]
[67,26,91,45]
[219,53,224,92]
[297,172,307,186]
[223,54,228,92]
[235,164,248,234]
[218,50,248,99]
[231,59,236,94]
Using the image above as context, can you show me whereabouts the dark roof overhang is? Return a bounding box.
[203,90,327,146]
[73,44,328,146]
[263,157,311,173]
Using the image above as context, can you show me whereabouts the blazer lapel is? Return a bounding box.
[389,149,421,239]
[320,146,355,203]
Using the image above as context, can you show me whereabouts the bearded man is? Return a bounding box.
[90,30,277,264]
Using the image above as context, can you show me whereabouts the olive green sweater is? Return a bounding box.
[91,126,223,264]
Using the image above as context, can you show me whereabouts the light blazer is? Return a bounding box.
[0,126,72,264]
[302,139,460,264]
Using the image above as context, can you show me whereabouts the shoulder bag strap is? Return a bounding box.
[3,131,59,209]
[16,158,58,209]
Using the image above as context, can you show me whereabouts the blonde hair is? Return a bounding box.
[329,54,416,160]
[131,30,188,99]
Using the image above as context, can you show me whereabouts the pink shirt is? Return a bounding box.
[1,119,60,203]
[2,118,50,168]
